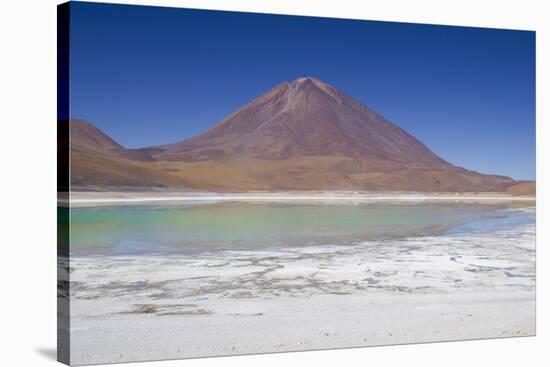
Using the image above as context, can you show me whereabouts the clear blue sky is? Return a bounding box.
[69,2,535,180]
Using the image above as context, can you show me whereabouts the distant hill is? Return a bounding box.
[66,77,530,193]
[507,181,536,196]
[70,119,155,162]
[68,119,190,189]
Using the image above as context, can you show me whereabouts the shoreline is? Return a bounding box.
[60,191,536,208]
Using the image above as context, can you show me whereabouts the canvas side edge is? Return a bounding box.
[57,2,71,365]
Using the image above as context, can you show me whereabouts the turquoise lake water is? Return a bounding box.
[63,202,532,256]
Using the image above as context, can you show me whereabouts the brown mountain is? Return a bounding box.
[507,181,536,196]
[70,119,155,162]
[67,77,527,193]
[68,119,192,189]
[157,77,448,167]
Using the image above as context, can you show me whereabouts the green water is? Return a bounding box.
[65,203,506,256]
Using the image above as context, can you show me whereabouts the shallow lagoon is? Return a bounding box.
[67,202,530,256]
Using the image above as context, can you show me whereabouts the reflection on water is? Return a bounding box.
[67,202,530,256]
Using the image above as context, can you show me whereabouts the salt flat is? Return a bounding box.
[69,290,534,365]
[63,190,535,208]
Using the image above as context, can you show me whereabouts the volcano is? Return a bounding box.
[156,77,448,167]
[68,77,522,192]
